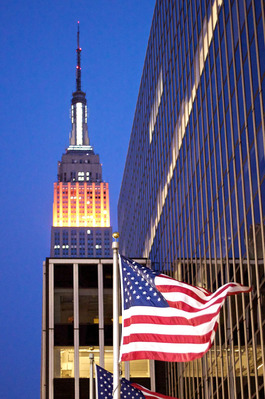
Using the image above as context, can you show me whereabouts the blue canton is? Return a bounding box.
[120,255,169,309]
[96,365,145,399]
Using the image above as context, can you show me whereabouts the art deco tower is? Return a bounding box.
[51,23,112,258]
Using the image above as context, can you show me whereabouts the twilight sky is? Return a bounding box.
[0,1,155,397]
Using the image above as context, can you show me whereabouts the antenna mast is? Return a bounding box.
[76,21,82,91]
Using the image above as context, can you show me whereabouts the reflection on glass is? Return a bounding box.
[104,290,113,325]
[54,290,73,324]
[183,347,264,377]
[79,289,98,324]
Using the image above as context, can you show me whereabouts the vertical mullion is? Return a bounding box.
[49,262,54,399]
[98,261,104,368]
[73,263,79,399]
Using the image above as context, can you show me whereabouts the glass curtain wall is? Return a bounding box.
[118,0,265,398]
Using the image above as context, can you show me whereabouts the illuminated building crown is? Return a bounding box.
[52,23,110,229]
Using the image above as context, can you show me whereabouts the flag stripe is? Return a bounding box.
[122,330,217,353]
[121,347,214,362]
[122,330,215,344]
[157,281,250,308]
[123,312,220,327]
[123,303,224,319]
[123,314,219,336]
[131,383,177,399]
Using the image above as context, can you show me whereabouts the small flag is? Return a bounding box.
[119,255,251,362]
[95,365,178,399]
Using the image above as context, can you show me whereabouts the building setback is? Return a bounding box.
[118,1,265,398]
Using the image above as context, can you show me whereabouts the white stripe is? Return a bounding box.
[122,315,219,337]
[156,277,249,298]
[155,278,248,308]
[161,291,228,309]
[121,340,212,355]
[123,302,223,320]
[156,275,211,299]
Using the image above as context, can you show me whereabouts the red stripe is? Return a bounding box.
[156,282,250,305]
[157,284,213,303]
[123,311,220,327]
[121,322,219,362]
[165,297,224,312]
[159,274,212,295]
[121,342,214,363]
[122,329,216,344]
[131,383,178,399]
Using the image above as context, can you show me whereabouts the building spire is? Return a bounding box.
[76,21,82,91]
[69,21,91,150]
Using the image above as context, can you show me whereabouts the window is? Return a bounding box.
[54,347,74,378]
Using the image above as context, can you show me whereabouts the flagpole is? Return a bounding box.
[112,232,120,399]
[89,352,94,399]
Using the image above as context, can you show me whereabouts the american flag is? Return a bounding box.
[119,255,251,362]
[95,365,178,399]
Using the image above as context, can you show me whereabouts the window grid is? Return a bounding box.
[118,0,265,397]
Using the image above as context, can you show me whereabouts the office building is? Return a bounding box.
[50,23,112,258]
[118,1,265,398]
[41,257,153,399]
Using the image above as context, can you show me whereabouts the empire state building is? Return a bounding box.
[50,23,112,258]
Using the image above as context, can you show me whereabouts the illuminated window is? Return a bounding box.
[78,347,150,378]
[54,347,74,378]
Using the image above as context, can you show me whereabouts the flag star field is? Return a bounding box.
[121,256,168,308]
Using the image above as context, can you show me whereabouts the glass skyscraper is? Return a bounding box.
[118,0,265,398]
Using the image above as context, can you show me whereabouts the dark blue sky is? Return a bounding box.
[0,1,155,397]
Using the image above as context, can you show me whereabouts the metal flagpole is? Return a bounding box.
[112,232,120,399]
[89,352,94,399]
